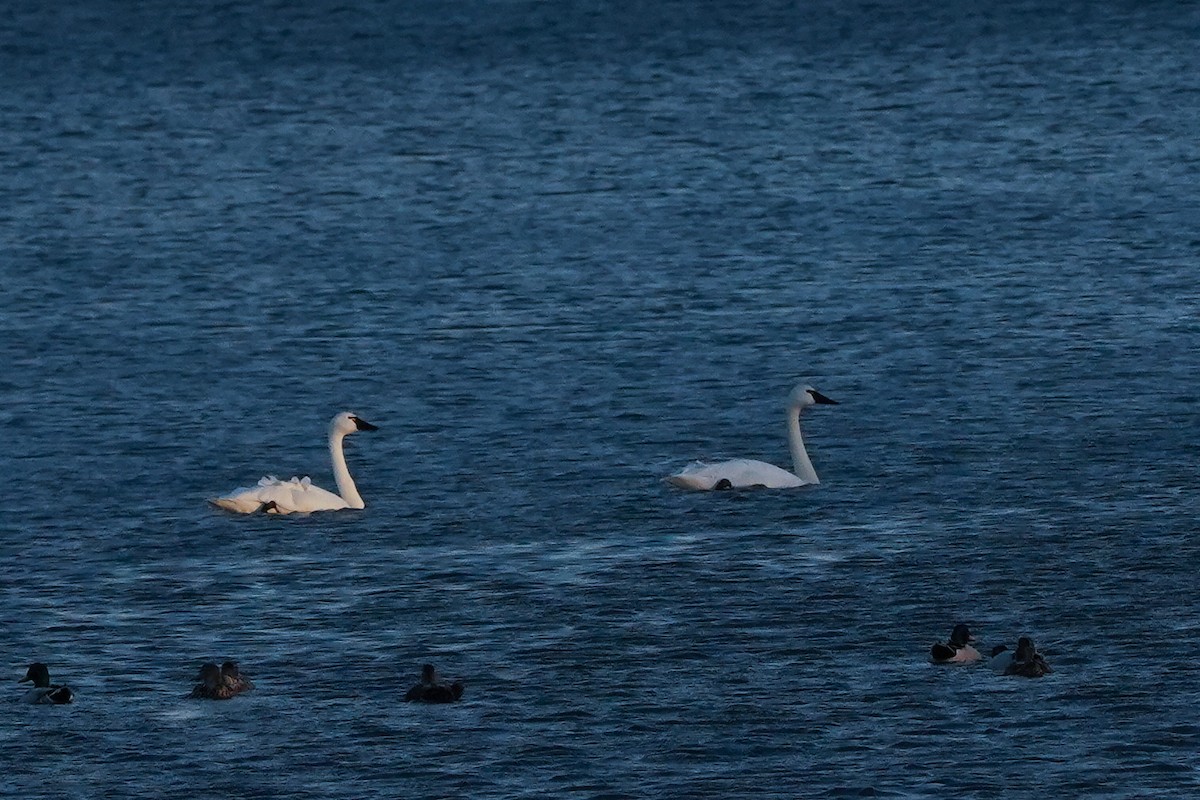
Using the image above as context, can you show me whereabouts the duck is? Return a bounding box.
[404,663,464,703]
[929,624,982,664]
[210,411,378,514]
[19,663,75,705]
[221,661,254,695]
[1002,636,1052,678]
[989,643,1015,673]
[667,383,838,490]
[188,662,236,700]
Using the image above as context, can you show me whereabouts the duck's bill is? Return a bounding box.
[810,390,839,405]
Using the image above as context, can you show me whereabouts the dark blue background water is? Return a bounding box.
[3,1,1199,796]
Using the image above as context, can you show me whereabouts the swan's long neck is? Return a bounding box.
[329,431,365,509]
[787,405,819,485]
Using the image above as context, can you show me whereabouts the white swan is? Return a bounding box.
[209,411,378,514]
[666,383,838,491]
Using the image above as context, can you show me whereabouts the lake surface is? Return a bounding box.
[2,0,1199,796]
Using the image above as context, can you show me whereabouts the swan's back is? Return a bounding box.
[210,476,349,514]
[667,459,809,491]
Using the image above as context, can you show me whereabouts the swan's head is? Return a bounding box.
[789,384,839,409]
[330,411,379,436]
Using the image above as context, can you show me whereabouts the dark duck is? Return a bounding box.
[189,661,253,699]
[404,664,464,703]
[1001,637,1052,678]
[220,661,255,695]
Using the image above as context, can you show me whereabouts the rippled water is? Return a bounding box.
[3,1,1200,796]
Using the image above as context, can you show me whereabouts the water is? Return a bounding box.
[2,0,1199,796]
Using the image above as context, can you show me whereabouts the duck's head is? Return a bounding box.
[789,384,839,410]
[196,662,223,688]
[19,663,50,688]
[420,663,438,683]
[1014,637,1036,659]
[950,624,974,646]
[221,661,242,680]
[330,411,378,437]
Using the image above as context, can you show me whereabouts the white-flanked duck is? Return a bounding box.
[210,411,378,514]
[404,663,464,703]
[930,624,982,664]
[19,663,75,705]
[989,643,1016,673]
[667,383,838,491]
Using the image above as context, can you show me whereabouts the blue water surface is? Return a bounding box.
[2,1,1199,797]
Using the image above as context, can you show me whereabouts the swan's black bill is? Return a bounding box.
[352,417,378,431]
[808,390,838,405]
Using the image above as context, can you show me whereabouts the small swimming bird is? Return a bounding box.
[189,662,236,700]
[930,624,982,664]
[404,663,464,703]
[210,411,378,514]
[19,663,75,704]
[989,643,1015,673]
[667,383,838,490]
[1002,636,1052,678]
[221,661,254,695]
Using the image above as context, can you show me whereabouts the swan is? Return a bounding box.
[209,411,377,514]
[666,383,838,491]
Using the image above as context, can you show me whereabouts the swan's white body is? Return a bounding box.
[667,384,837,491]
[210,411,377,514]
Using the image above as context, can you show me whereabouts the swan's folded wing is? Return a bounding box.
[667,459,807,491]
[211,475,349,514]
[666,461,722,490]
[210,482,269,513]
[283,479,349,512]
[211,476,294,513]
[256,476,333,513]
